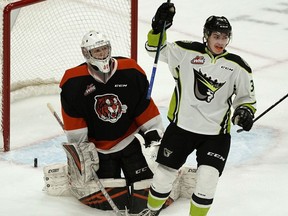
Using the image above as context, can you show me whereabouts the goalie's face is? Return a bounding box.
[90,45,110,60]
[81,31,112,73]
[89,44,111,73]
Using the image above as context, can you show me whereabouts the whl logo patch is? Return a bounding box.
[84,84,96,96]
[191,56,205,64]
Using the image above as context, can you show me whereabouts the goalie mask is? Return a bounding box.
[81,31,112,73]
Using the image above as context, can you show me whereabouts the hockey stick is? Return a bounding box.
[237,92,288,133]
[91,166,128,216]
[47,103,64,130]
[146,0,172,99]
[47,103,129,216]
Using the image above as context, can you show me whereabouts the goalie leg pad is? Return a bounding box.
[43,163,70,196]
[129,179,152,214]
[73,178,129,211]
[179,166,197,199]
[163,165,197,208]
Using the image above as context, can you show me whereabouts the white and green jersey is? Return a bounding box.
[146,34,256,135]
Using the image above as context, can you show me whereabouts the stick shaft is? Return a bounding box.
[47,103,64,130]
[253,93,288,123]
[146,0,171,99]
[237,93,288,133]
[91,166,125,216]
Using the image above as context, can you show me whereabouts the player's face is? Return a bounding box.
[90,45,110,60]
[207,32,230,55]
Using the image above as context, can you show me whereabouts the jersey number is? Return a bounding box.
[250,80,254,92]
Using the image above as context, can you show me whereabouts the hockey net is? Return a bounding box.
[0,0,138,151]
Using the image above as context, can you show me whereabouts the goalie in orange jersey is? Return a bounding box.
[59,30,164,215]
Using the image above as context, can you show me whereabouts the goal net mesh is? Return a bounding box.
[0,0,137,151]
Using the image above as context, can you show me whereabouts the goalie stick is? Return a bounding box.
[237,93,288,133]
[47,103,130,216]
[47,103,64,130]
[146,0,172,99]
[91,166,128,216]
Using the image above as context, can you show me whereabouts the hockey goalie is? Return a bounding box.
[49,29,165,215]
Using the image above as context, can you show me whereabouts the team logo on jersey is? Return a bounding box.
[191,56,205,64]
[94,94,127,123]
[163,148,173,158]
[84,84,96,96]
[193,68,225,103]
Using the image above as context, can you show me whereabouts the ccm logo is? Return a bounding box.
[135,166,148,174]
[207,152,225,161]
[221,65,233,71]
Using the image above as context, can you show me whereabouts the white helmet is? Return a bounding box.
[81,31,112,73]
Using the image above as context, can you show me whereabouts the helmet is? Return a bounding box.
[203,16,232,40]
[81,31,112,73]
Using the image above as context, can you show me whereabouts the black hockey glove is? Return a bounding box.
[152,3,176,34]
[143,130,162,148]
[135,130,162,148]
[232,106,254,131]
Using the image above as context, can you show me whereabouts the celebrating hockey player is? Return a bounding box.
[59,30,164,215]
[140,2,257,216]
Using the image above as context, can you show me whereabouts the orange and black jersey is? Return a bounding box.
[60,57,163,151]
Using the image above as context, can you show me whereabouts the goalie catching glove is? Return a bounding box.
[62,142,99,184]
[152,2,176,34]
[232,106,254,131]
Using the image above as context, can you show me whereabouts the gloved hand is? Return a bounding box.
[143,129,162,148]
[232,106,254,131]
[134,129,162,148]
[152,2,176,34]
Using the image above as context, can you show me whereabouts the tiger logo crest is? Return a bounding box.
[94,94,127,123]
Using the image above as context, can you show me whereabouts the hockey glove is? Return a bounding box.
[134,129,162,148]
[232,106,254,131]
[152,3,176,34]
[142,129,162,148]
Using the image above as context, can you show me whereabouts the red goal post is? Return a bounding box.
[0,0,138,152]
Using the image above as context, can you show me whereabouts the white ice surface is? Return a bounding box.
[1,0,288,215]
